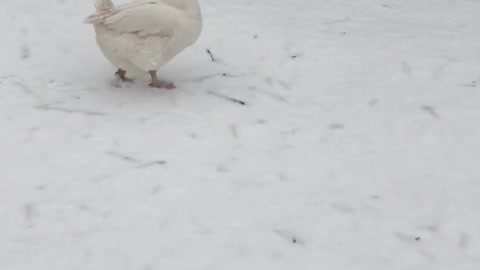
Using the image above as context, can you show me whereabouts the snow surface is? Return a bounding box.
[1,0,480,269]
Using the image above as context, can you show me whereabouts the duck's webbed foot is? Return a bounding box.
[149,70,176,89]
[115,68,134,82]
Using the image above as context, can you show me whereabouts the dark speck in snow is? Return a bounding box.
[328,123,344,130]
[20,45,31,60]
[369,99,379,107]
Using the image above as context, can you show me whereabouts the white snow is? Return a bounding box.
[1,0,480,269]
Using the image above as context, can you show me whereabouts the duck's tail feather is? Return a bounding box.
[95,0,114,11]
[85,0,115,24]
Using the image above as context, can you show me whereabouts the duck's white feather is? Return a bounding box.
[86,0,202,74]
[94,0,114,11]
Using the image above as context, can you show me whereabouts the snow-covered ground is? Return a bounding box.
[1,0,480,269]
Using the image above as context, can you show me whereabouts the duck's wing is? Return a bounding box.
[88,2,183,38]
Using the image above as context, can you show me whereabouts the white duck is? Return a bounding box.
[85,0,202,89]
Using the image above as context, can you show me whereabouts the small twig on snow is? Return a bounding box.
[421,105,440,119]
[206,49,216,62]
[208,91,247,106]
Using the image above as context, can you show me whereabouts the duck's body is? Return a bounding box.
[85,0,202,88]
